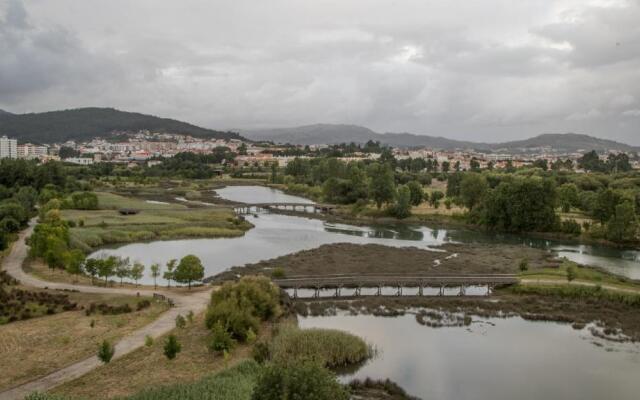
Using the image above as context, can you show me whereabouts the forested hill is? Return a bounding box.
[0,107,244,144]
[246,124,639,153]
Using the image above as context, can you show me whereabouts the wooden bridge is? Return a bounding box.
[273,274,519,298]
[234,203,335,214]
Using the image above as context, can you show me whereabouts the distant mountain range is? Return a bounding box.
[245,124,639,153]
[0,107,244,144]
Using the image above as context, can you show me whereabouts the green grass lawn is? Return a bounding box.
[62,192,252,251]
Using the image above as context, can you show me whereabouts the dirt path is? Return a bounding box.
[0,220,212,400]
[520,278,640,294]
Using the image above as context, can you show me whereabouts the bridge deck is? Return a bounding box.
[273,274,518,289]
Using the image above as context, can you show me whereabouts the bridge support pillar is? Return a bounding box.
[377,285,381,296]
[439,284,445,296]
[334,287,341,297]
[396,285,402,297]
[293,287,298,299]
[355,287,361,297]
[418,285,423,296]
[458,286,466,296]
[487,284,493,296]
[314,286,320,298]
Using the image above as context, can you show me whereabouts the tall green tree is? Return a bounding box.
[174,255,204,289]
[130,262,145,286]
[459,173,488,211]
[164,258,177,288]
[406,181,424,206]
[389,185,412,219]
[367,163,396,209]
[150,263,161,289]
[607,202,638,242]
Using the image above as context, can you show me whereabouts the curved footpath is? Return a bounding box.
[0,220,212,400]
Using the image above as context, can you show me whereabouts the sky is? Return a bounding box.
[1,0,640,144]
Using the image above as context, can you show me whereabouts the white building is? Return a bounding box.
[17,143,48,159]
[64,157,94,166]
[0,136,18,159]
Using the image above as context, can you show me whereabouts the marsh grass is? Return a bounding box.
[268,324,372,369]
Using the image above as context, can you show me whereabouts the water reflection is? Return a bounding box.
[300,313,640,400]
[91,186,640,284]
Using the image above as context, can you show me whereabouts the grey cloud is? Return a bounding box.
[1,0,639,144]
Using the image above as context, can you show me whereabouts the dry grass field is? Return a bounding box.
[0,292,168,391]
[53,313,273,399]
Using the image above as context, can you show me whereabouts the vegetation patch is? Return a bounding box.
[267,324,372,369]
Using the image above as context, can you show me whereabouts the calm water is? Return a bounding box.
[92,185,640,283]
[300,313,640,400]
[90,186,640,398]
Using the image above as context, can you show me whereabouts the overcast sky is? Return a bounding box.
[1,0,639,144]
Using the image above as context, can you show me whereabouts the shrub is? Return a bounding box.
[270,267,286,279]
[164,334,181,360]
[252,341,270,364]
[206,276,281,342]
[269,325,371,368]
[145,335,154,347]
[175,314,186,328]
[97,340,115,363]
[567,264,577,282]
[251,361,349,400]
[208,321,236,354]
[560,219,582,235]
[519,258,529,272]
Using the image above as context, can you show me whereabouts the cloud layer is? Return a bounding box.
[1,0,639,144]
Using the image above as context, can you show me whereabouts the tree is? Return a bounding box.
[251,361,349,400]
[84,258,100,284]
[607,202,638,243]
[557,183,579,213]
[237,142,248,155]
[164,334,181,360]
[130,262,145,286]
[164,259,177,288]
[97,340,115,364]
[578,150,606,172]
[429,191,444,208]
[593,189,624,224]
[480,176,557,233]
[98,256,116,285]
[114,257,131,286]
[65,249,85,279]
[150,263,161,289]
[406,181,423,206]
[459,173,488,211]
[389,185,412,219]
[368,163,396,209]
[174,255,204,289]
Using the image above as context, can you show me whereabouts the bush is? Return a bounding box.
[206,276,281,342]
[145,335,154,347]
[270,267,286,279]
[252,341,271,364]
[175,314,186,328]
[251,361,349,400]
[164,334,182,360]
[567,264,577,282]
[519,258,529,272]
[98,340,115,363]
[269,325,371,368]
[209,321,236,354]
[560,219,582,235]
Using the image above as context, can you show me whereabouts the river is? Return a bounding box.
[90,185,640,399]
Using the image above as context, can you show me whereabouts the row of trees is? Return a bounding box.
[82,254,205,288]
